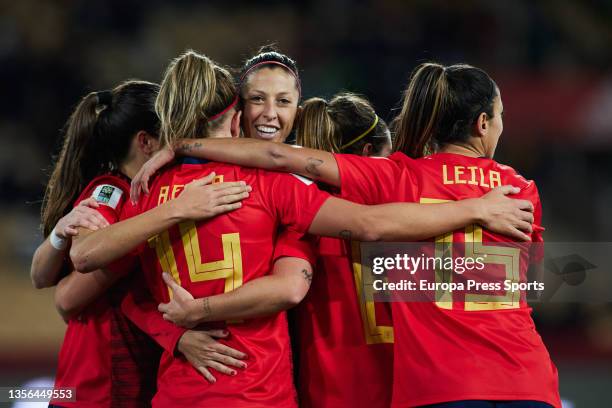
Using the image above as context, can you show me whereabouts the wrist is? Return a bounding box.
[167,146,177,160]
[465,198,486,224]
[49,227,68,250]
[189,298,206,325]
[173,139,189,155]
[165,198,187,223]
[177,331,188,354]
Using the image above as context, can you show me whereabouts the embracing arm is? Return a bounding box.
[71,175,250,272]
[31,198,109,288]
[55,267,123,321]
[131,138,340,201]
[121,278,248,383]
[70,198,185,272]
[309,186,535,242]
[158,256,313,328]
[31,239,69,289]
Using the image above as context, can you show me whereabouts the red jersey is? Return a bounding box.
[133,158,330,408]
[53,173,184,408]
[290,184,394,408]
[334,152,560,408]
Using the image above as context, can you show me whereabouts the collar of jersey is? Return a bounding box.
[180,157,210,165]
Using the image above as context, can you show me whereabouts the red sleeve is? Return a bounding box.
[120,271,187,354]
[74,175,135,274]
[74,175,130,224]
[528,183,544,262]
[273,229,317,266]
[334,153,416,204]
[263,171,331,234]
[115,199,147,267]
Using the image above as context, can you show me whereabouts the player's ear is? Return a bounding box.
[136,131,160,156]
[230,109,242,138]
[361,142,374,157]
[474,112,488,138]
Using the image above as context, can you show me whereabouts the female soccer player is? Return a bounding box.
[131,63,560,408]
[68,51,319,385]
[291,93,395,408]
[239,46,300,143]
[75,52,536,407]
[70,50,328,408]
[31,80,248,407]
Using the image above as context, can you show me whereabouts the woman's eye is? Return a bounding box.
[249,96,264,103]
[279,98,291,105]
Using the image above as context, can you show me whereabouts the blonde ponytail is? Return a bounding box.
[296,97,338,152]
[156,50,235,146]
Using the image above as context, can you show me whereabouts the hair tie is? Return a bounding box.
[208,95,239,122]
[96,90,113,107]
[340,115,379,151]
[240,61,301,98]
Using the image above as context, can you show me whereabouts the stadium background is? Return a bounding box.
[1,0,611,406]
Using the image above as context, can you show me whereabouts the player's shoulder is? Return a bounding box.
[386,152,423,175]
[388,151,416,165]
[336,152,411,180]
[493,161,536,190]
[253,167,317,188]
[77,172,130,208]
[85,172,130,191]
[337,152,406,167]
[491,161,540,203]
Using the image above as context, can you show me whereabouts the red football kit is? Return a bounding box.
[290,185,394,408]
[132,158,330,408]
[52,173,185,408]
[334,152,560,408]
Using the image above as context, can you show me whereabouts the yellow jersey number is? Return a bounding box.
[148,175,244,299]
[421,197,520,311]
[351,241,394,344]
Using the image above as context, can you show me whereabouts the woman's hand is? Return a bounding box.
[131,145,175,202]
[478,185,535,241]
[159,272,201,328]
[55,198,110,238]
[177,329,248,383]
[171,173,251,221]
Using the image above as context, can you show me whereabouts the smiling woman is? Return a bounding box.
[239,46,301,143]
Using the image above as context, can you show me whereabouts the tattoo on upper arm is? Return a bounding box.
[202,297,211,318]
[305,158,323,177]
[339,230,352,240]
[301,269,313,284]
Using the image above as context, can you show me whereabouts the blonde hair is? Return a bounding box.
[297,93,388,155]
[156,50,236,146]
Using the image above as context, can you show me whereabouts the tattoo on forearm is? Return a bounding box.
[302,269,313,284]
[339,230,352,240]
[305,157,323,177]
[202,297,211,318]
[178,142,203,153]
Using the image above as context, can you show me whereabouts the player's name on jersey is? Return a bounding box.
[442,164,502,188]
[158,184,185,205]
